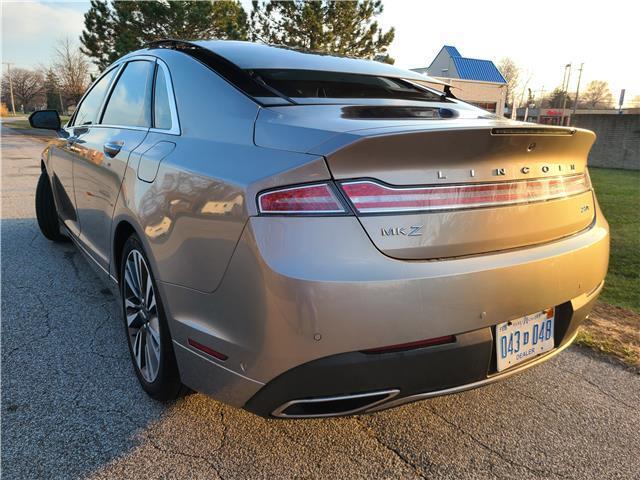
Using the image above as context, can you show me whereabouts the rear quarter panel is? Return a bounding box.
[111,49,331,293]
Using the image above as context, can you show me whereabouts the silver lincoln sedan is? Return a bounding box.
[29,40,609,418]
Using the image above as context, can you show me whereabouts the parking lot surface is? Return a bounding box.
[2,126,639,479]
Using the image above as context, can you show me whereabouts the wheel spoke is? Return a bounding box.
[147,289,156,313]
[145,269,153,307]
[143,332,151,373]
[126,312,141,329]
[147,317,161,346]
[147,337,160,377]
[135,252,144,302]
[125,261,141,299]
[133,330,143,369]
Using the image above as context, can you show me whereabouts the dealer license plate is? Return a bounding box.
[496,308,555,372]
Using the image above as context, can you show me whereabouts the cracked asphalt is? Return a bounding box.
[2,125,639,479]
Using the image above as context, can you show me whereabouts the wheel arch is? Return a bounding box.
[112,220,138,282]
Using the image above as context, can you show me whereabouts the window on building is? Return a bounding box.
[468,101,497,112]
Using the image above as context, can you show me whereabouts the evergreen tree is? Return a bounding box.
[251,0,395,63]
[544,87,573,109]
[44,68,63,113]
[81,0,249,69]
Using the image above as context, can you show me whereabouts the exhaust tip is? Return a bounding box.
[272,389,399,418]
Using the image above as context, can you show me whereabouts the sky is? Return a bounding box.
[2,0,639,106]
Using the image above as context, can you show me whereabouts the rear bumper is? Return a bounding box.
[162,208,609,416]
[246,281,601,417]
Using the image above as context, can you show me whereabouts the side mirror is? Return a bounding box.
[29,110,62,131]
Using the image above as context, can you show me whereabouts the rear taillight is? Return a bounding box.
[341,173,590,214]
[258,183,346,214]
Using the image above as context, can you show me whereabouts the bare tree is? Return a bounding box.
[580,80,614,109]
[497,57,520,107]
[53,38,90,105]
[0,68,44,112]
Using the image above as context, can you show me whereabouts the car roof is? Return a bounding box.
[190,40,448,86]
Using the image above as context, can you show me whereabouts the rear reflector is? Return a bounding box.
[188,338,228,361]
[341,173,590,214]
[258,183,346,214]
[363,335,455,354]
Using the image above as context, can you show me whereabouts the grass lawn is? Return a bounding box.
[576,167,639,370]
[589,168,640,312]
[2,116,70,130]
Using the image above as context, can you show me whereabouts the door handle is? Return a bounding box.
[103,141,123,158]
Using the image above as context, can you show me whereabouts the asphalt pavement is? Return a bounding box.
[2,125,639,479]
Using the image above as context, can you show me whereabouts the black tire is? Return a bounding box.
[120,234,183,401]
[35,171,68,242]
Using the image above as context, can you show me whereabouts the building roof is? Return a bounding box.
[443,45,461,57]
[423,45,506,84]
[451,56,506,84]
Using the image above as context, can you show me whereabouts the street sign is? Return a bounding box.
[619,89,626,108]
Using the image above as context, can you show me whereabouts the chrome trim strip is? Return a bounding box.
[88,124,149,132]
[366,331,579,413]
[272,389,400,418]
[341,174,589,214]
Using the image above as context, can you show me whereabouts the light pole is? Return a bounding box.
[560,63,572,126]
[2,62,17,115]
[571,63,584,123]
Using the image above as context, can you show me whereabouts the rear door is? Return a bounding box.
[72,59,155,269]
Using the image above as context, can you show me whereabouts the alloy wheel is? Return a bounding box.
[123,249,161,383]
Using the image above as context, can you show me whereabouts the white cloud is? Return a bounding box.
[2,1,86,69]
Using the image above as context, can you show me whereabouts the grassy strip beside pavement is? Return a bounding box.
[577,303,639,370]
[576,168,639,369]
[2,116,70,130]
[589,168,639,311]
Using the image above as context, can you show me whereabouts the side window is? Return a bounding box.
[101,60,154,128]
[72,67,118,126]
[153,66,173,130]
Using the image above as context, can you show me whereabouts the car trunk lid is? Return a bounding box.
[326,125,596,259]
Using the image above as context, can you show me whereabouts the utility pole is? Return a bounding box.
[3,62,17,115]
[571,63,584,123]
[559,66,568,111]
[58,90,65,114]
[560,63,572,125]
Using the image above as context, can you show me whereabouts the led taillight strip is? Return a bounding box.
[341,173,590,214]
[258,183,346,214]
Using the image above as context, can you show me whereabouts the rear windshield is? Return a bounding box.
[249,69,444,102]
